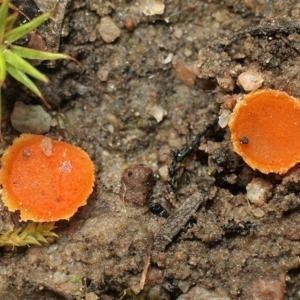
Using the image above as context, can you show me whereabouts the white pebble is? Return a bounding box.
[218,109,231,128]
[246,178,272,206]
[252,207,265,218]
[158,165,169,181]
[163,53,173,64]
[148,105,167,122]
[142,0,165,16]
[53,271,69,284]
[237,71,264,92]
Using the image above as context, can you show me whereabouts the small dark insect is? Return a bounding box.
[163,277,178,293]
[222,221,257,232]
[149,202,169,218]
[239,136,249,144]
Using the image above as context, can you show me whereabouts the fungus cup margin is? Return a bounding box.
[228,89,300,174]
[0,134,95,222]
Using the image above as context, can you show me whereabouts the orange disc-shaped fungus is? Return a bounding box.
[0,134,95,222]
[229,89,300,174]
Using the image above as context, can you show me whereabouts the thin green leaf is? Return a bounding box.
[43,231,58,238]
[5,50,49,83]
[4,11,51,43]
[5,12,19,32]
[0,0,9,43]
[34,232,48,243]
[0,49,6,87]
[6,63,51,108]
[6,63,41,96]
[10,44,78,63]
[24,236,41,246]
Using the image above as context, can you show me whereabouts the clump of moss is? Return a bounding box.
[0,0,77,139]
[0,221,57,247]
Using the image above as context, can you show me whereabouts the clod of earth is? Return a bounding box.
[120,165,154,206]
[229,89,300,174]
[0,134,95,222]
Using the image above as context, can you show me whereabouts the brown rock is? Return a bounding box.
[174,62,197,86]
[250,278,285,300]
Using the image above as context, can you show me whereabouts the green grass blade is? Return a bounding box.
[5,50,49,83]
[5,12,19,32]
[0,0,9,43]
[4,11,51,43]
[6,64,50,108]
[6,63,42,96]
[10,44,78,63]
[0,49,6,87]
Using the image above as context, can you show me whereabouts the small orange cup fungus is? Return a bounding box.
[229,89,300,174]
[0,134,95,222]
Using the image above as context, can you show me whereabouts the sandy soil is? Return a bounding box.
[1,0,300,299]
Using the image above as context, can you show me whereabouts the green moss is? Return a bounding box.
[70,274,81,283]
[0,221,57,247]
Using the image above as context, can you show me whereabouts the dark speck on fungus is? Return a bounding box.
[239,137,249,144]
[120,165,154,206]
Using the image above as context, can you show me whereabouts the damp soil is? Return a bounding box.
[1,0,300,299]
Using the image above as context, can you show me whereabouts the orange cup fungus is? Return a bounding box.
[0,134,95,222]
[229,89,300,174]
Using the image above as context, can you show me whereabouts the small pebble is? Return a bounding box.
[176,285,231,300]
[163,53,173,64]
[284,227,300,241]
[124,16,135,31]
[97,68,109,82]
[10,101,52,134]
[40,137,53,157]
[237,70,264,92]
[174,62,197,86]
[158,165,169,181]
[85,292,99,300]
[27,32,47,51]
[174,27,183,39]
[223,95,237,110]
[217,75,235,91]
[252,207,265,218]
[146,267,163,286]
[246,178,272,206]
[142,0,165,16]
[218,109,231,128]
[147,104,167,122]
[250,278,285,300]
[97,16,121,43]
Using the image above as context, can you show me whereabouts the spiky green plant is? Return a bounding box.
[0,0,77,139]
[0,221,57,247]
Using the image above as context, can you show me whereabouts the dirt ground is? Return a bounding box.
[1,0,300,299]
